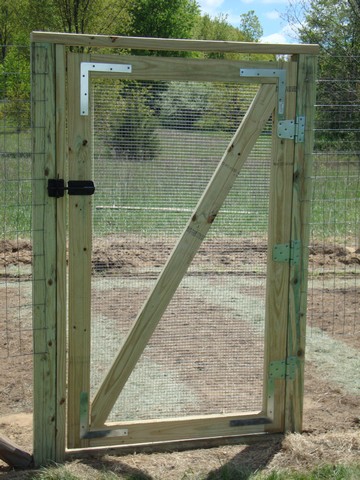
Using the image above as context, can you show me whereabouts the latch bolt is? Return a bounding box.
[48,179,95,198]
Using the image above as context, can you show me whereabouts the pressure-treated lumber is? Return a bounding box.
[285,54,318,432]
[90,83,277,427]
[67,433,284,458]
[89,53,281,83]
[82,413,276,448]
[32,42,58,466]
[0,435,33,468]
[30,31,320,55]
[67,52,92,449]
[55,43,67,462]
[262,60,298,432]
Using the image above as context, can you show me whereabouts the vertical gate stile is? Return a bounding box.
[55,43,67,461]
[32,42,59,465]
[263,60,298,431]
[285,54,318,432]
[67,52,92,448]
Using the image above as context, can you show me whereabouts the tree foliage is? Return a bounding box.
[0,0,267,132]
[239,10,263,42]
[99,81,160,162]
[128,0,200,39]
[286,0,360,149]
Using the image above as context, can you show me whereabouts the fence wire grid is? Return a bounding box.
[0,46,359,425]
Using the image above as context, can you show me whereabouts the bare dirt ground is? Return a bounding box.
[0,238,359,478]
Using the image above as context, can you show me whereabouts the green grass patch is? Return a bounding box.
[29,463,360,479]
[0,130,32,239]
[256,464,360,480]
[311,153,360,242]
[93,129,271,237]
[1,129,359,243]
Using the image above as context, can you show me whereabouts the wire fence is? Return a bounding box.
[0,44,359,430]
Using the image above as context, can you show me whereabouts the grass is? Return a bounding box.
[0,129,32,239]
[1,127,359,243]
[93,128,271,237]
[28,463,360,480]
[311,152,360,242]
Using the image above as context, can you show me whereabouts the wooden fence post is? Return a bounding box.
[32,41,66,465]
[285,53,318,431]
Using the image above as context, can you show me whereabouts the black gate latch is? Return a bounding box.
[48,179,95,198]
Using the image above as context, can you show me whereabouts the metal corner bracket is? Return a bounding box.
[80,62,132,116]
[240,68,286,117]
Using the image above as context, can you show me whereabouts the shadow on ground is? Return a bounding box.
[205,437,283,480]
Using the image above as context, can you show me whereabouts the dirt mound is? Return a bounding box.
[1,237,359,271]
[309,242,360,267]
[0,239,32,267]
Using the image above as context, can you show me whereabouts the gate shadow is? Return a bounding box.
[81,456,153,479]
[68,435,283,479]
[205,436,284,479]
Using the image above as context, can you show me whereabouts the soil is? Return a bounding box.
[0,237,359,478]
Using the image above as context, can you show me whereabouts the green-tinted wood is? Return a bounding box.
[55,43,67,461]
[90,83,277,428]
[32,42,58,466]
[285,54,317,432]
[263,60,298,430]
[84,413,271,448]
[89,53,281,83]
[30,31,320,55]
[67,52,92,449]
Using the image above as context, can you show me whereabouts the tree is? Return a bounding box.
[159,82,210,129]
[98,81,160,162]
[0,41,30,128]
[53,0,130,34]
[193,13,245,59]
[0,0,28,61]
[285,0,360,149]
[128,0,200,44]
[239,10,263,42]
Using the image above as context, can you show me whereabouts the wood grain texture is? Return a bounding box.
[284,54,318,432]
[89,53,281,83]
[67,52,92,449]
[32,42,58,466]
[263,60,298,433]
[86,413,272,448]
[66,433,284,457]
[90,83,277,428]
[30,31,320,55]
[55,43,67,462]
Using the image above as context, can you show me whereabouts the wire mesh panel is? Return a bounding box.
[0,45,33,417]
[306,62,360,395]
[90,79,272,422]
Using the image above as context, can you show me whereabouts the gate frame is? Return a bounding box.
[31,32,318,466]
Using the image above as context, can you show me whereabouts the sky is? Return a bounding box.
[197,0,301,44]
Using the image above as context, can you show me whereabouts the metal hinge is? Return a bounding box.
[278,116,305,142]
[272,240,301,266]
[269,356,298,381]
[48,179,95,198]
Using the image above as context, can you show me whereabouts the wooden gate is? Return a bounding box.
[31,33,318,464]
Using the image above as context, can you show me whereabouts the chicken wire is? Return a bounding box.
[90,79,271,421]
